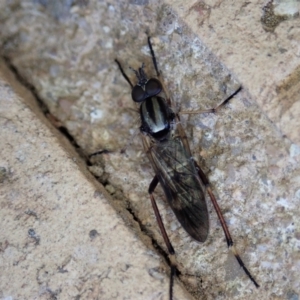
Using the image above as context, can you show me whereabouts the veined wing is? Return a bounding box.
[142,133,209,242]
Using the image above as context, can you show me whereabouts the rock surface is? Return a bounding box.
[0,1,299,299]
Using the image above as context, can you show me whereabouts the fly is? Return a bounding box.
[115,35,259,299]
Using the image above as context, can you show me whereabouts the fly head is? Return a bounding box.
[130,64,162,102]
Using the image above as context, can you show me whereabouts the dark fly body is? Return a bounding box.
[115,36,259,299]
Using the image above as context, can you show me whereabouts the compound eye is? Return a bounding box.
[145,78,162,96]
[132,85,146,102]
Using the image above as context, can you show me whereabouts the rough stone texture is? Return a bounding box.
[0,60,192,300]
[0,1,300,300]
[166,0,300,145]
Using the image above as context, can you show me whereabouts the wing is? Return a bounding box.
[142,133,209,242]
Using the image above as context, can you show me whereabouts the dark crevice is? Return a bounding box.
[126,203,181,279]
[3,55,49,114]
[3,55,83,152]
[58,126,81,149]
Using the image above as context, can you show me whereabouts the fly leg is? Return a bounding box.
[115,59,133,88]
[149,175,176,300]
[147,35,160,77]
[177,84,259,287]
[194,162,260,288]
[180,86,242,114]
[89,149,111,158]
[147,35,175,108]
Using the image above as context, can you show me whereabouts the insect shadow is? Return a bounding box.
[115,35,259,300]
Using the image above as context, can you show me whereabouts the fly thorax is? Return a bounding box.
[140,96,171,141]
